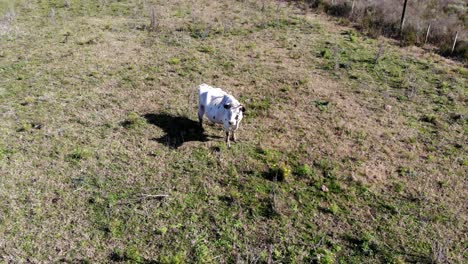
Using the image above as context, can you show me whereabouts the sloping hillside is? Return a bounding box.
[0,0,466,263]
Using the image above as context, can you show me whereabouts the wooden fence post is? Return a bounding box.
[400,0,408,34]
[150,7,157,31]
[350,0,356,16]
[424,23,431,45]
[451,31,458,55]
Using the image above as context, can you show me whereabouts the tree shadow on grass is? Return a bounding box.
[143,113,221,149]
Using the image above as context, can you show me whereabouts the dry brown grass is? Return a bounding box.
[0,0,466,263]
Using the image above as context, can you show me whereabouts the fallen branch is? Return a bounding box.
[114,194,169,206]
[137,194,169,199]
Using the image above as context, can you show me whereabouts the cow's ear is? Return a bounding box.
[224,103,232,109]
[241,106,246,112]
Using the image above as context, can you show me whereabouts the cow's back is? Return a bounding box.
[198,84,225,106]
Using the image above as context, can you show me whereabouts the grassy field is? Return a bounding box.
[0,0,467,263]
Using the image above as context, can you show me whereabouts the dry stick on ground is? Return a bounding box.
[374,44,384,67]
[62,31,71,43]
[115,194,169,206]
[267,244,273,264]
[332,46,340,70]
[275,1,282,27]
[138,194,169,199]
[431,239,449,263]
[49,8,55,24]
[402,57,417,100]
[187,91,195,116]
[312,236,325,251]
[406,74,417,100]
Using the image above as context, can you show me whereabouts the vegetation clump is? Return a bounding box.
[265,163,292,182]
[122,112,147,129]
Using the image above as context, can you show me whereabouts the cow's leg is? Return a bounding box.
[198,105,205,128]
[231,122,240,142]
[225,131,231,148]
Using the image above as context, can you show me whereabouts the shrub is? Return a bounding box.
[325,2,352,17]
[440,39,468,59]
[303,0,326,10]
[312,248,336,264]
[453,40,468,60]
[265,163,291,182]
[401,25,418,46]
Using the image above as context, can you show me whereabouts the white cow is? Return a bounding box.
[198,83,246,147]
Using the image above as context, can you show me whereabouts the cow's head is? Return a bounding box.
[224,103,246,126]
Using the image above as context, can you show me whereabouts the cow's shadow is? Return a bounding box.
[143,113,221,149]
